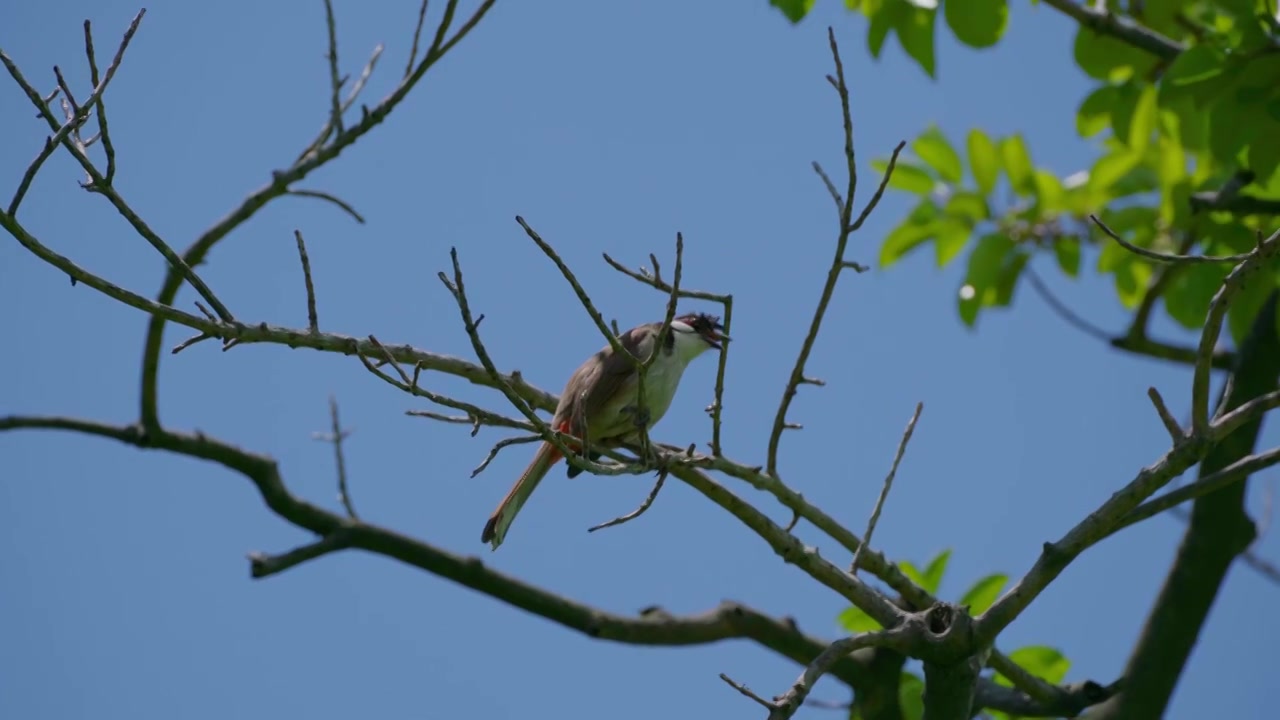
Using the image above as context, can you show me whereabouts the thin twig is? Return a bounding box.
[249,530,355,579]
[294,230,320,332]
[718,674,777,711]
[83,20,118,184]
[1025,265,1114,343]
[323,0,345,135]
[1091,215,1252,264]
[1110,446,1280,536]
[405,0,430,77]
[470,435,541,478]
[1193,229,1280,434]
[312,395,358,519]
[287,188,365,223]
[765,33,904,477]
[764,630,896,719]
[516,215,629,359]
[341,44,383,113]
[588,469,669,533]
[850,402,923,574]
[1147,387,1184,443]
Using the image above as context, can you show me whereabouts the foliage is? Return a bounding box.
[775,0,1280,335]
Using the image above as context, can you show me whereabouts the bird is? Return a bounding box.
[480,311,727,550]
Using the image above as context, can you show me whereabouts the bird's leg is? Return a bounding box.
[621,405,655,466]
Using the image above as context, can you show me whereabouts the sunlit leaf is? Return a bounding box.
[771,0,816,23]
[1000,135,1034,195]
[894,2,938,78]
[874,158,937,194]
[914,125,964,182]
[1054,237,1081,277]
[958,232,1015,325]
[1227,272,1278,344]
[958,573,1007,615]
[944,0,1007,48]
[1077,85,1118,138]
[967,128,1000,194]
[837,605,884,633]
[880,200,940,267]
[943,190,989,224]
[935,219,972,267]
[997,646,1071,686]
[921,549,952,594]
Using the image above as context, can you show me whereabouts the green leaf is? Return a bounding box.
[958,232,1015,325]
[1073,25,1154,82]
[921,549,952,594]
[898,560,928,589]
[1161,44,1227,95]
[999,135,1034,195]
[770,0,816,22]
[1003,646,1071,685]
[943,190,989,225]
[967,129,1000,194]
[868,0,898,57]
[1164,263,1229,329]
[1033,170,1064,213]
[914,125,964,183]
[1208,96,1258,163]
[899,672,925,720]
[1088,149,1143,195]
[994,252,1028,306]
[837,605,884,633]
[935,219,972,267]
[1109,80,1160,150]
[879,200,940,267]
[875,158,937,195]
[1054,237,1081,277]
[944,0,1007,48]
[1250,127,1280,185]
[958,573,1007,615]
[894,3,937,78]
[1077,85,1118,138]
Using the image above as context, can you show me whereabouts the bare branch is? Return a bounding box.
[311,395,358,519]
[287,188,365,223]
[1092,215,1252,265]
[406,0,430,77]
[1024,265,1114,344]
[139,0,496,431]
[322,0,345,135]
[1040,0,1184,59]
[719,674,777,711]
[1193,228,1280,434]
[250,529,355,578]
[851,403,923,575]
[1110,446,1280,536]
[763,630,898,719]
[765,29,901,477]
[470,435,541,478]
[294,230,320,332]
[82,20,119,184]
[1147,386,1184,443]
[588,469,669,533]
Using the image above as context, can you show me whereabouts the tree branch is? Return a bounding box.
[1041,0,1184,59]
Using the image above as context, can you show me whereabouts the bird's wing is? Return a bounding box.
[564,324,655,442]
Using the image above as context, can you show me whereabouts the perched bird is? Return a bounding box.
[480,312,727,549]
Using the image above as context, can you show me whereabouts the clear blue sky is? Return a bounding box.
[2,1,1276,718]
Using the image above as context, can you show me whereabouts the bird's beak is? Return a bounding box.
[705,326,730,350]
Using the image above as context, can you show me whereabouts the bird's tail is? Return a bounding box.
[480,436,567,550]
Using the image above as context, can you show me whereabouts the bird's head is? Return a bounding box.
[670,312,728,352]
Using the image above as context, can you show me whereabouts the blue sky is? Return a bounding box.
[2,1,1276,718]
